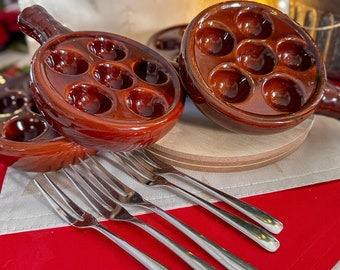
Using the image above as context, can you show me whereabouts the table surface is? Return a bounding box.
[1,179,339,270]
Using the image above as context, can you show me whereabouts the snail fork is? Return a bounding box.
[114,151,280,253]
[84,153,256,270]
[63,160,214,270]
[133,148,283,234]
[33,173,167,270]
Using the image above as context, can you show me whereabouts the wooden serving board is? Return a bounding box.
[149,99,314,172]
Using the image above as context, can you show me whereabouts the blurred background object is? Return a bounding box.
[17,0,290,58]
[0,0,25,51]
[290,0,340,82]
[18,0,204,56]
[201,0,289,13]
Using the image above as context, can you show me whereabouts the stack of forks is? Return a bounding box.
[33,149,283,269]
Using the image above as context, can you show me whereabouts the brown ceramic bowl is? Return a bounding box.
[0,73,96,172]
[18,5,184,151]
[178,1,326,134]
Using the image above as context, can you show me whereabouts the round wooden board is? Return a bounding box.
[149,99,314,172]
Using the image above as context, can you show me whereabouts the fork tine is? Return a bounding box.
[86,152,138,196]
[44,173,85,216]
[117,152,158,183]
[112,152,155,186]
[65,162,136,222]
[118,151,280,253]
[137,149,284,234]
[108,152,258,269]
[34,173,169,270]
[139,148,169,168]
[69,157,218,270]
[127,151,162,175]
[33,177,78,224]
[62,166,114,218]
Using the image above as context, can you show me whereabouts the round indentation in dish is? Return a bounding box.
[66,83,113,114]
[263,76,304,112]
[236,9,273,39]
[88,38,126,61]
[133,61,168,84]
[237,41,276,75]
[127,89,169,118]
[195,26,235,56]
[209,66,252,103]
[277,39,314,71]
[0,92,29,115]
[94,63,134,89]
[3,114,47,142]
[46,49,89,75]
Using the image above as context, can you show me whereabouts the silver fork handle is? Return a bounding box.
[129,217,215,270]
[141,202,256,270]
[161,181,280,253]
[93,223,168,270]
[175,171,283,234]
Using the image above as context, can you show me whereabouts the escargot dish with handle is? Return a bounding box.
[18,5,184,152]
[0,73,96,172]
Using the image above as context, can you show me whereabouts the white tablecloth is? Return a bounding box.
[1,114,340,236]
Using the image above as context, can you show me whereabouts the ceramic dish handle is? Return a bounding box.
[18,5,72,45]
[316,81,340,119]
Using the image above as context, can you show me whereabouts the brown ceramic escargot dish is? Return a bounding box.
[0,73,96,171]
[178,1,326,134]
[18,5,184,152]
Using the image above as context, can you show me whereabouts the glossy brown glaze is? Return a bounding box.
[148,22,340,126]
[178,1,326,133]
[18,5,184,151]
[0,73,96,172]
[316,81,340,119]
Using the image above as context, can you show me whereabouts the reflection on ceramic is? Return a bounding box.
[178,1,326,134]
[0,73,96,172]
[18,5,184,152]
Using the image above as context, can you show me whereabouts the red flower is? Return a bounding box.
[0,10,20,49]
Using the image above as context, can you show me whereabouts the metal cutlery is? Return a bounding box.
[132,149,283,234]
[33,174,168,270]
[114,151,280,253]
[63,161,214,270]
[84,153,256,270]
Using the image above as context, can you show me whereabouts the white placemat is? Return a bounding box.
[1,115,340,236]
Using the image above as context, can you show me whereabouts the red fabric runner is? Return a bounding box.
[1,178,339,269]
